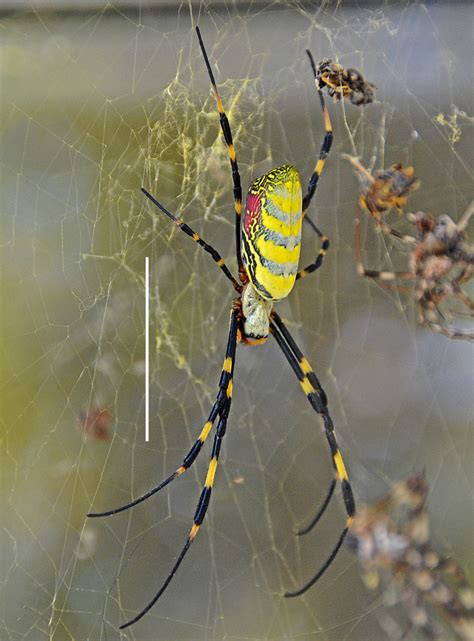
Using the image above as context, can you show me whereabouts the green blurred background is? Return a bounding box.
[1,2,473,640]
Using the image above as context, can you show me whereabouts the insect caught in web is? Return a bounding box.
[347,475,474,641]
[87,27,355,629]
[316,58,376,105]
[346,156,474,340]
[345,155,421,239]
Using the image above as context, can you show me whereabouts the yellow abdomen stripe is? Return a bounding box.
[242,165,302,301]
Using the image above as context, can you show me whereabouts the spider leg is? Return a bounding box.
[87,368,231,518]
[270,312,355,597]
[296,478,337,536]
[270,314,336,536]
[419,301,474,341]
[303,50,333,217]
[295,223,330,282]
[359,195,417,245]
[119,306,238,629]
[343,154,374,184]
[300,50,333,276]
[452,286,474,311]
[354,213,414,282]
[297,50,333,278]
[196,26,244,279]
[141,187,241,292]
[457,200,474,232]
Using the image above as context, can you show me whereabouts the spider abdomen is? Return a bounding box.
[242,164,302,301]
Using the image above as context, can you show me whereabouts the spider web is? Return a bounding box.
[1,3,473,641]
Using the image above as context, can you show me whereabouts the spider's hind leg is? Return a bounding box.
[87,306,240,519]
[270,311,355,597]
[119,305,240,629]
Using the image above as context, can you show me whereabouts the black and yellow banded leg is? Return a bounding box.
[87,316,238,519]
[119,306,239,630]
[272,313,354,520]
[270,312,355,597]
[141,187,242,293]
[87,409,217,519]
[196,26,244,277]
[295,230,330,282]
[296,49,332,279]
[302,49,333,218]
[272,311,327,405]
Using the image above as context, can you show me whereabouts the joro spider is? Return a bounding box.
[88,27,355,629]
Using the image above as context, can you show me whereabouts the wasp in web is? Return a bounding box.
[345,156,474,341]
[316,58,376,105]
[88,27,356,629]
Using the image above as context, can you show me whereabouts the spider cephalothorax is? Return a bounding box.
[240,282,273,343]
[317,58,376,105]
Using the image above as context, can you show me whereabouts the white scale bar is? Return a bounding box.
[145,256,150,442]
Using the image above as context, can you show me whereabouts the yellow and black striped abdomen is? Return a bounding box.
[242,165,302,301]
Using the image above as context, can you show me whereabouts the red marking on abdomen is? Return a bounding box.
[244,193,262,237]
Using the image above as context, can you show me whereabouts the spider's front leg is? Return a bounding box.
[141,187,241,292]
[302,51,333,217]
[297,49,333,282]
[196,26,245,279]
